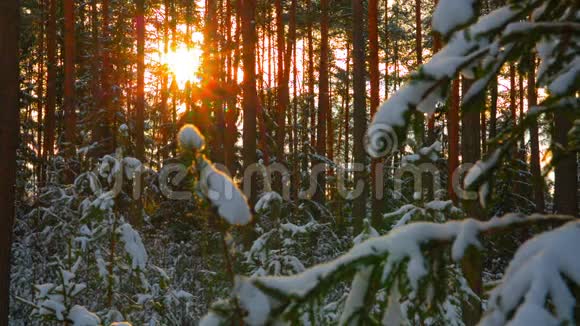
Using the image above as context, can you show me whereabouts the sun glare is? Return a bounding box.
[164,45,203,89]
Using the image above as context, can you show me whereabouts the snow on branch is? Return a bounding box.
[117,223,148,271]
[366,0,561,158]
[480,221,580,325]
[178,124,205,151]
[432,0,476,38]
[198,157,252,226]
[218,214,572,325]
[176,124,253,226]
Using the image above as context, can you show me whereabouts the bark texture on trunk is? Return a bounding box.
[241,0,259,203]
[369,0,382,226]
[44,0,56,159]
[352,0,368,232]
[63,0,76,157]
[554,113,578,216]
[528,55,545,213]
[314,0,329,203]
[0,0,20,323]
[135,0,145,162]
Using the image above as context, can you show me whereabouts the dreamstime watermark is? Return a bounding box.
[90,124,483,202]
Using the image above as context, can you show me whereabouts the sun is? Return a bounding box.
[163,45,203,89]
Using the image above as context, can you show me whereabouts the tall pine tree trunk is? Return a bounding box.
[0,0,20,322]
[345,46,350,168]
[160,0,169,160]
[63,0,76,162]
[132,0,145,226]
[518,72,525,153]
[510,64,517,151]
[528,54,544,213]
[369,0,382,226]
[99,0,114,156]
[314,0,329,203]
[489,76,498,140]
[413,0,424,146]
[241,0,259,203]
[427,0,440,141]
[205,0,224,164]
[44,0,56,160]
[275,0,288,162]
[554,112,578,216]
[225,0,240,174]
[307,0,315,149]
[135,0,145,162]
[352,0,367,232]
[289,0,298,199]
[37,0,45,184]
[448,79,459,203]
[383,0,389,100]
[461,75,483,325]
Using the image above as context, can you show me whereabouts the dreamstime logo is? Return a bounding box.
[90,146,480,203]
[365,123,399,158]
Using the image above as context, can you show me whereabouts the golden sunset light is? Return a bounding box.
[163,45,203,88]
[4,0,578,324]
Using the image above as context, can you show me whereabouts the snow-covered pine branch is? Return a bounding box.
[178,124,206,151]
[481,221,580,325]
[202,214,573,325]
[177,124,252,226]
[198,156,252,226]
[367,0,578,160]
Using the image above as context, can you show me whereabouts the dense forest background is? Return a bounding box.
[0,0,578,324]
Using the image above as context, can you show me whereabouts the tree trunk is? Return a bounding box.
[0,0,19,323]
[345,46,350,167]
[352,0,368,232]
[314,0,329,203]
[132,0,145,226]
[383,0,389,100]
[369,0,382,226]
[37,0,45,184]
[307,0,315,149]
[461,75,483,325]
[554,113,578,216]
[63,0,76,161]
[135,0,145,162]
[241,0,259,203]
[510,64,517,148]
[205,0,224,163]
[428,0,440,142]
[481,109,486,155]
[99,0,114,156]
[160,0,169,160]
[518,71,525,153]
[413,0,424,146]
[489,76,498,139]
[275,0,288,162]
[448,79,459,203]
[290,2,298,199]
[44,0,56,160]
[528,54,544,213]
[225,0,240,174]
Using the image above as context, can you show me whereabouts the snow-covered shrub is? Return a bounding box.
[29,260,101,325]
[12,153,196,325]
